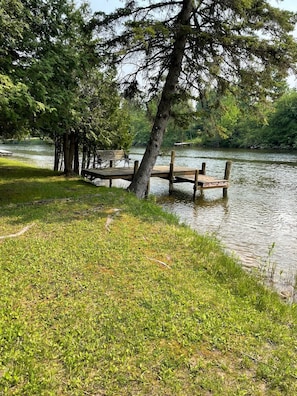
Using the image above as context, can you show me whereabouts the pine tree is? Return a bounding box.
[94,0,297,197]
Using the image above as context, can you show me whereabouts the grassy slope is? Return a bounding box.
[1,158,297,395]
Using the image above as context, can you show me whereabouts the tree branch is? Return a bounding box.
[0,224,35,240]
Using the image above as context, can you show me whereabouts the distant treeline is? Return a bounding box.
[129,88,297,150]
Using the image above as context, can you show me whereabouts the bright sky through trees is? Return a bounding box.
[89,0,297,87]
[92,0,297,13]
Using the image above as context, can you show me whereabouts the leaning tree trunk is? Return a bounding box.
[127,0,193,198]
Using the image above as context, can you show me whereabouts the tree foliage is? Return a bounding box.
[262,90,297,148]
[187,85,297,149]
[0,74,45,139]
[17,0,102,173]
[0,0,26,74]
[0,0,131,174]
[78,69,132,170]
[0,0,45,138]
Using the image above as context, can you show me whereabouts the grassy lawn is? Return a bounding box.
[1,157,297,395]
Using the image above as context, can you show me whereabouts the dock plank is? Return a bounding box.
[81,165,197,180]
[175,174,229,188]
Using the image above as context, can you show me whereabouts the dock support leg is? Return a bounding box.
[201,162,206,175]
[133,160,139,181]
[169,151,175,195]
[223,161,232,197]
[109,160,114,187]
[193,169,199,200]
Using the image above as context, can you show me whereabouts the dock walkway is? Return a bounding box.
[82,151,231,199]
[0,149,13,157]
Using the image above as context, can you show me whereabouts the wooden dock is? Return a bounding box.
[0,149,13,157]
[82,151,231,199]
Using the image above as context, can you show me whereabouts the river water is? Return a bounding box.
[2,142,297,293]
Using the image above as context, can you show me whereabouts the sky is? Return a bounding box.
[89,0,121,13]
[91,0,297,13]
[269,0,296,11]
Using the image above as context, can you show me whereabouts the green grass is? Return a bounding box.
[1,158,297,395]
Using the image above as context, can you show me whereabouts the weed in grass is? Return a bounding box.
[253,242,297,304]
[256,242,277,286]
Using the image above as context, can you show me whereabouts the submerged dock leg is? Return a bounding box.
[201,162,206,175]
[169,151,175,195]
[223,161,232,197]
[193,169,199,200]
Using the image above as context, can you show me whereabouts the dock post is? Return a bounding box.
[133,160,139,181]
[109,160,114,187]
[193,169,199,200]
[201,162,206,175]
[169,151,175,195]
[223,161,232,197]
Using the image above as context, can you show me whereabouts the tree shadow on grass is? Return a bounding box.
[0,162,56,180]
[0,178,178,234]
[0,178,97,204]
[0,160,100,206]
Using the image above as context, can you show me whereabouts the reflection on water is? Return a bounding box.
[1,143,297,291]
[0,142,54,169]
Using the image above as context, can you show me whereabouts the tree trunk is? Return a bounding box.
[63,133,70,174]
[73,137,80,175]
[54,136,62,172]
[86,150,91,169]
[81,145,87,172]
[63,132,75,175]
[127,0,193,198]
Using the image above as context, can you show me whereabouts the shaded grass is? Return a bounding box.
[0,158,98,205]
[1,158,297,395]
